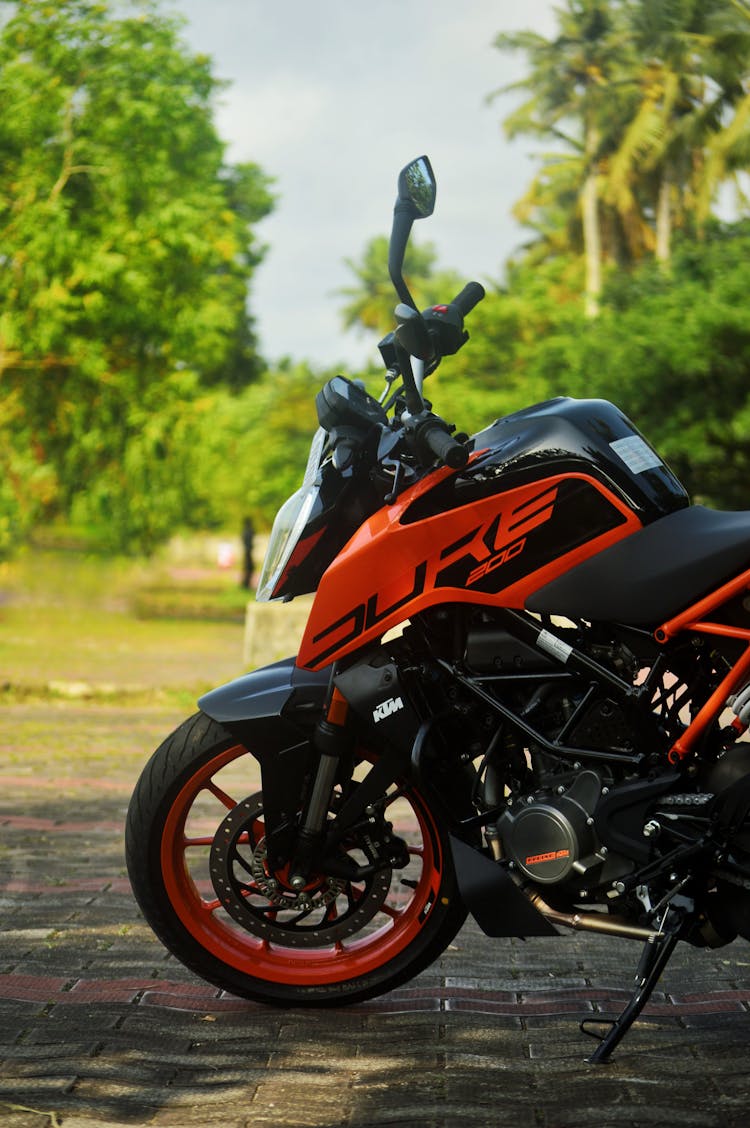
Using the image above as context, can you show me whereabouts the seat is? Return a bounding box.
[526,505,750,627]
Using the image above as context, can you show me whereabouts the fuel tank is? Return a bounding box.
[403,398,688,528]
[297,398,687,670]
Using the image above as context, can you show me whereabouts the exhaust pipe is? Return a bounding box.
[525,888,661,942]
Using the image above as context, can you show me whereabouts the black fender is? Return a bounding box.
[198,657,332,856]
[198,656,332,727]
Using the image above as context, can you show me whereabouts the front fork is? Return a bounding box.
[288,682,353,889]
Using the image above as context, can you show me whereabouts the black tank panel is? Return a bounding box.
[526,505,750,626]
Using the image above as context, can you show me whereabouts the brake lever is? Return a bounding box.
[394,303,433,362]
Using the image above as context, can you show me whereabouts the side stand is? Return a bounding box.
[580,927,680,1064]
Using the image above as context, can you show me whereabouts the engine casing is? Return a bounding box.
[497,770,603,885]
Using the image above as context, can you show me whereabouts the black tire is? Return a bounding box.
[125,711,467,1005]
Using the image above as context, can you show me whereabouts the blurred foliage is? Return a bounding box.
[0,0,273,554]
[492,0,750,294]
[338,0,750,513]
[426,224,750,509]
[3,0,750,562]
[192,361,328,530]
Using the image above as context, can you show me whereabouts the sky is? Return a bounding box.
[168,1,557,370]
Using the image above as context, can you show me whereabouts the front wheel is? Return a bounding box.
[125,712,467,1005]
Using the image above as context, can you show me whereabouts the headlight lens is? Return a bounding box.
[255,429,327,602]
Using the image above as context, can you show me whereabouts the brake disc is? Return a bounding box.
[209,794,393,947]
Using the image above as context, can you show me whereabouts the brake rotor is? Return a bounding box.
[209,794,393,947]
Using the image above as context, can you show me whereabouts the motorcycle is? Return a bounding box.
[126,156,750,1063]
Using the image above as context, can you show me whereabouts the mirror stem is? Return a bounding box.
[394,340,424,415]
[388,206,418,311]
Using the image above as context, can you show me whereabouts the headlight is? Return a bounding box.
[255,428,326,602]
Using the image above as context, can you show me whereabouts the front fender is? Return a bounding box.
[198,657,332,863]
[198,656,332,726]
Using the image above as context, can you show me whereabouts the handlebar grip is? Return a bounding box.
[419,418,469,469]
[449,281,485,318]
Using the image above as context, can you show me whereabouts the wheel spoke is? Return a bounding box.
[237,882,264,898]
[408,844,424,857]
[256,901,284,914]
[183,835,215,848]
[233,852,256,880]
[285,906,319,926]
[323,901,340,923]
[205,780,236,810]
[379,902,400,920]
[345,883,365,913]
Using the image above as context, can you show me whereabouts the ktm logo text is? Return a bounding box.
[373,696,404,723]
[525,849,570,866]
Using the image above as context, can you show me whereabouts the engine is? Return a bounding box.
[496,769,608,886]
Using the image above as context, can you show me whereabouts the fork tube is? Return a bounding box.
[289,686,351,889]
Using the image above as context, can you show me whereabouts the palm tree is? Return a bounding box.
[509,152,586,266]
[693,1,750,228]
[338,235,463,338]
[494,0,631,315]
[606,0,750,264]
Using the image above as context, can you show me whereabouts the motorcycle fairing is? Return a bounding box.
[450,835,558,937]
[297,470,642,670]
[528,504,750,626]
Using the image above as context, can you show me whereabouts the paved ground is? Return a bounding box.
[1,702,750,1127]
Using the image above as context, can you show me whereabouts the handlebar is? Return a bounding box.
[390,283,485,470]
[410,411,469,469]
[419,281,486,363]
[383,282,486,473]
[448,280,485,318]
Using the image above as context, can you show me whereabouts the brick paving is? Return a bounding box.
[1,703,750,1126]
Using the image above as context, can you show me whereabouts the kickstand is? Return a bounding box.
[580,926,680,1064]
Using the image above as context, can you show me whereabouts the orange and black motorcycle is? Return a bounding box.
[127,157,750,1062]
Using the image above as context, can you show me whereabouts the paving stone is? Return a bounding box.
[0,1074,77,1100]
[151,1113,248,1128]
[0,1106,56,1128]
[5,701,750,1126]
[62,1120,148,1128]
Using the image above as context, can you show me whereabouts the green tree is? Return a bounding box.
[607,0,750,263]
[0,0,273,553]
[494,1,631,315]
[193,362,326,530]
[436,221,750,510]
[563,223,750,505]
[339,234,465,339]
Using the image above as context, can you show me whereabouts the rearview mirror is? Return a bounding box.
[389,155,436,312]
[397,155,436,219]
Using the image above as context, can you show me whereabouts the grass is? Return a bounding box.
[130,580,250,622]
[0,700,195,784]
[0,536,285,817]
[0,540,254,701]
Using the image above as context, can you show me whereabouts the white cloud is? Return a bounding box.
[215,77,332,170]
